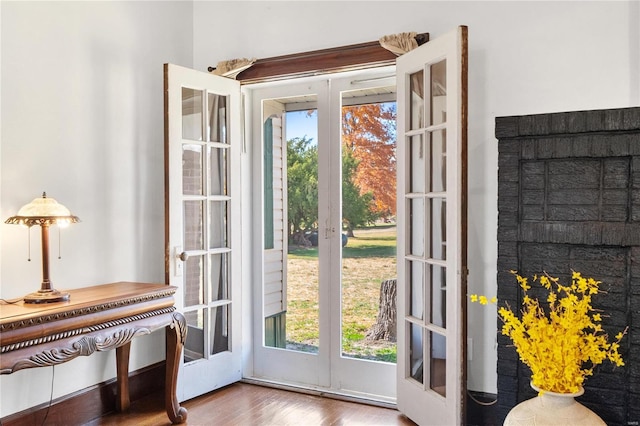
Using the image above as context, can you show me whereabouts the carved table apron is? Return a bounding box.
[0,282,188,424]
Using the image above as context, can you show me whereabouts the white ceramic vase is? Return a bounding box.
[503,383,606,426]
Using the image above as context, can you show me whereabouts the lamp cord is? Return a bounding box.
[0,297,24,304]
[40,365,55,426]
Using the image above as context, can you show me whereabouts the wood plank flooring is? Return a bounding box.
[91,382,416,426]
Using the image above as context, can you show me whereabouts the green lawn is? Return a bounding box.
[286,226,397,361]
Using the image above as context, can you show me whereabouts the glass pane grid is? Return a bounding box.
[210,304,230,355]
[182,143,204,196]
[409,69,425,131]
[402,59,451,400]
[208,146,228,196]
[206,93,228,144]
[209,252,229,302]
[429,330,447,397]
[207,247,232,255]
[208,299,232,308]
[207,141,231,149]
[404,318,447,393]
[428,264,447,329]
[407,321,424,384]
[182,87,204,142]
[430,60,447,127]
[208,200,228,249]
[205,195,232,201]
[182,304,207,314]
[184,308,206,363]
[183,255,204,306]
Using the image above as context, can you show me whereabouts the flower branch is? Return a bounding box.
[471,271,627,394]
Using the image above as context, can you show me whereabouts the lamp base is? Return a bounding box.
[23,289,70,304]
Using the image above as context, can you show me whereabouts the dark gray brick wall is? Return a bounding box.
[496,107,640,425]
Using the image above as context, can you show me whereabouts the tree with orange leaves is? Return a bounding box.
[341,102,396,220]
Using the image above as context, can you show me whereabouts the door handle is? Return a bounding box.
[173,246,187,277]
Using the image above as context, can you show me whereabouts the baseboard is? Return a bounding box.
[0,362,165,426]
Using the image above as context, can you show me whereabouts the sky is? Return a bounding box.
[285,110,318,143]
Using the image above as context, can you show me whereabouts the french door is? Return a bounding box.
[251,79,331,389]
[163,26,467,421]
[396,26,468,425]
[164,63,242,401]
[250,70,398,401]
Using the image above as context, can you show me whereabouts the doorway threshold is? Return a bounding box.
[240,377,398,410]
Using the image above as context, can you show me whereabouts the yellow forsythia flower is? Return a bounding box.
[470,271,627,394]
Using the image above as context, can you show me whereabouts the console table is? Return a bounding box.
[0,282,188,424]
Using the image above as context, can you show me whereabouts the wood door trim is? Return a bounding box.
[210,33,429,84]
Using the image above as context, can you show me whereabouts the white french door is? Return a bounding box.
[162,25,467,414]
[250,69,398,401]
[396,26,468,425]
[330,75,397,400]
[164,63,243,401]
[251,79,331,389]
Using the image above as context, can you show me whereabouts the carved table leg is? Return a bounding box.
[116,342,131,412]
[165,312,188,424]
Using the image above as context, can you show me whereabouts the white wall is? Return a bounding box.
[0,1,193,416]
[193,1,640,394]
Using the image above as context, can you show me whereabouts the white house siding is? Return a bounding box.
[264,117,287,317]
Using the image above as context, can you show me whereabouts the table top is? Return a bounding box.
[0,282,176,328]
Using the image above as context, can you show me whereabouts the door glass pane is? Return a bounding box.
[184,200,204,251]
[430,60,447,126]
[207,93,227,144]
[183,145,203,195]
[409,322,424,384]
[209,201,227,249]
[184,309,205,363]
[430,129,447,192]
[429,264,446,328]
[340,95,397,361]
[210,304,230,355]
[261,97,320,353]
[410,198,424,257]
[208,147,227,196]
[182,87,203,141]
[409,134,425,193]
[285,107,319,353]
[409,70,424,130]
[430,198,446,261]
[184,255,204,307]
[209,253,228,301]
[409,260,424,320]
[430,331,446,397]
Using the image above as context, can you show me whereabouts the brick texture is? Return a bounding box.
[496,107,640,425]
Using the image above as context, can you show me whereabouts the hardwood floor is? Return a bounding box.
[91,382,416,426]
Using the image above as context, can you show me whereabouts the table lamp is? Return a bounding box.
[5,192,80,303]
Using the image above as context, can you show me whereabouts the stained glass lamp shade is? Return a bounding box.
[5,192,80,303]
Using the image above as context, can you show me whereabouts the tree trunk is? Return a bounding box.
[365,278,397,341]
